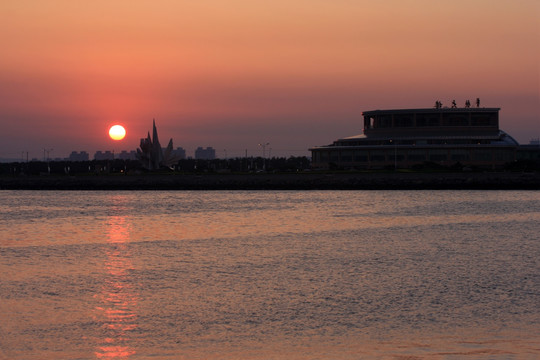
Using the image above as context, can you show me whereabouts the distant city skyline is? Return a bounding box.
[3,146,221,163]
[1,1,538,161]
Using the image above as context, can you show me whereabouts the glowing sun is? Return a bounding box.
[109,125,126,141]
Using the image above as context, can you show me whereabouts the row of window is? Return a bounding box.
[364,113,498,129]
[335,139,494,146]
[313,148,515,164]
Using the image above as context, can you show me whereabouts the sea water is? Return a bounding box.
[1,190,539,359]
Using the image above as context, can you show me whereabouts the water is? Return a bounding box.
[1,190,539,359]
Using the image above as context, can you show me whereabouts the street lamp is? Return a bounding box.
[43,148,53,174]
[258,142,270,158]
[258,142,270,171]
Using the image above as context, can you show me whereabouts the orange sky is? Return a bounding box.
[1,0,539,159]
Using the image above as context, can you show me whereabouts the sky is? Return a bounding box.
[1,0,539,160]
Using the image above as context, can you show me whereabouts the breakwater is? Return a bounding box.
[1,172,539,190]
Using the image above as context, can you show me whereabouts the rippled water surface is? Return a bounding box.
[1,190,539,359]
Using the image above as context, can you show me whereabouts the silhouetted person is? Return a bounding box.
[465,100,471,108]
[476,98,480,107]
[452,100,457,108]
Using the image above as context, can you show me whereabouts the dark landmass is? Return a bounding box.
[1,171,539,190]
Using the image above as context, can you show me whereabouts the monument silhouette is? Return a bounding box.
[136,119,181,170]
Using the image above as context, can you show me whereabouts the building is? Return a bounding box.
[517,139,540,162]
[94,151,115,161]
[117,150,137,160]
[68,151,89,161]
[195,147,216,160]
[310,107,520,170]
[171,147,186,160]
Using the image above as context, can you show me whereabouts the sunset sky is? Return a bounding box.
[1,0,538,159]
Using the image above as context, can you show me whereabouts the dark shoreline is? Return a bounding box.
[1,172,540,190]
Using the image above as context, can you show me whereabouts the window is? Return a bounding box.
[442,112,468,126]
[493,149,514,162]
[364,117,375,130]
[370,151,386,162]
[471,113,497,127]
[395,151,406,162]
[417,113,440,127]
[341,151,353,162]
[375,115,392,128]
[450,149,469,161]
[429,150,448,162]
[408,150,426,161]
[394,115,414,127]
[354,150,368,162]
[320,151,329,162]
[471,150,492,161]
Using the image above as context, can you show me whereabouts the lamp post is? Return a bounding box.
[258,142,270,170]
[44,148,53,174]
[258,142,269,158]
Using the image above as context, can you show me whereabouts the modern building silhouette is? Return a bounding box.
[310,106,520,169]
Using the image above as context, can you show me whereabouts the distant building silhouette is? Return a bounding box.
[195,147,216,160]
[68,151,89,161]
[172,147,186,160]
[94,151,114,161]
[117,150,137,160]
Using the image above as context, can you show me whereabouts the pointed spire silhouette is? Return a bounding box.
[136,119,181,170]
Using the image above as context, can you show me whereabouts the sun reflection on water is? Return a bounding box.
[95,198,139,359]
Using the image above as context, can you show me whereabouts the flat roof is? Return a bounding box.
[362,107,500,116]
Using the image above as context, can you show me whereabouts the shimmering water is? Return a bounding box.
[1,190,539,359]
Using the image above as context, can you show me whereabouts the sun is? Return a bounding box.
[109,125,126,141]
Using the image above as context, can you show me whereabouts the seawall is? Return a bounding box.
[1,172,540,190]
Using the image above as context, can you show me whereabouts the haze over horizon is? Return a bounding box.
[1,0,539,160]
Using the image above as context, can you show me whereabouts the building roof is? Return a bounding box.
[310,130,519,149]
[362,107,500,116]
[342,130,502,140]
